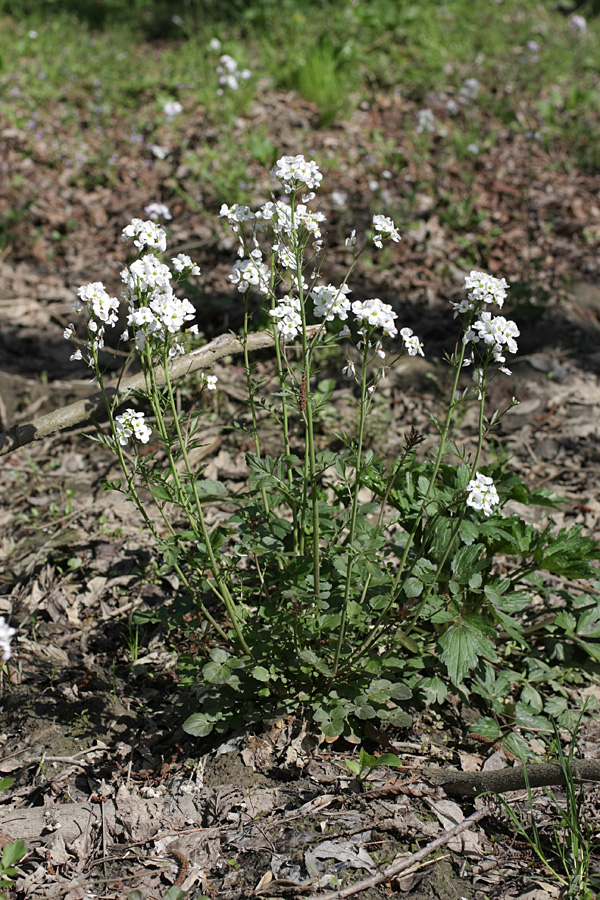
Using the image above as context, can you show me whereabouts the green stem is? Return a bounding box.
[331,337,370,677]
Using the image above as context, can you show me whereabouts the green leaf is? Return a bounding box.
[195,479,228,499]
[299,649,334,677]
[438,616,497,685]
[376,753,405,768]
[164,887,187,900]
[1,840,26,868]
[252,666,270,682]
[150,484,172,501]
[404,577,423,598]
[0,778,13,793]
[202,660,232,684]
[182,713,215,737]
[470,717,501,743]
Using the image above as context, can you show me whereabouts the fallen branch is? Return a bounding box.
[304,807,487,900]
[424,758,600,797]
[0,328,296,456]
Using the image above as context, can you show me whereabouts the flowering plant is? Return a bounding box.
[65,155,600,750]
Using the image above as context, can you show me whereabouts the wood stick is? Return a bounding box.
[0,328,295,456]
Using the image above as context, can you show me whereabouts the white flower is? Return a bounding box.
[570,15,586,33]
[0,617,16,662]
[345,229,357,247]
[458,270,509,311]
[417,108,435,134]
[64,323,76,340]
[203,373,218,390]
[163,100,183,117]
[171,254,201,276]
[144,203,172,221]
[467,143,479,155]
[311,283,351,322]
[115,409,152,446]
[219,203,256,233]
[270,295,302,340]
[372,214,401,249]
[459,78,480,103]
[229,254,270,295]
[122,255,172,294]
[150,145,169,160]
[70,348,83,361]
[77,282,120,327]
[342,359,356,377]
[466,472,500,516]
[271,155,323,194]
[122,218,167,253]
[352,298,398,337]
[209,37,222,52]
[400,327,424,357]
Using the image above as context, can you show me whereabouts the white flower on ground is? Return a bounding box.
[122,219,167,253]
[400,327,424,357]
[459,78,480,103]
[0,617,16,662]
[144,203,172,221]
[417,108,436,134]
[115,409,152,446]
[150,145,169,160]
[352,298,398,337]
[271,155,323,194]
[163,100,183,117]
[311,283,351,322]
[372,214,401,249]
[570,15,586,33]
[466,472,500,516]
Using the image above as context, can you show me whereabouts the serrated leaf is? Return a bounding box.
[470,717,501,743]
[438,617,497,685]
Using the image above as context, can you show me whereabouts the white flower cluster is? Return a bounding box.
[216,54,251,93]
[464,311,520,370]
[466,472,500,517]
[352,298,398,338]
[229,250,270,295]
[417,108,436,134]
[172,253,201,276]
[163,99,183,117]
[122,218,167,253]
[115,409,152,446]
[68,217,200,364]
[372,214,401,249]
[69,282,120,353]
[400,327,424,357]
[271,155,323,194]
[270,295,302,340]
[454,270,509,314]
[311,284,351,322]
[0,617,16,662]
[144,203,172,222]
